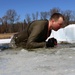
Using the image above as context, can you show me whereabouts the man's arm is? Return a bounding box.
[26,24,46,49]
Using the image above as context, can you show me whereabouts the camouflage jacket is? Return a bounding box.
[14,20,51,49]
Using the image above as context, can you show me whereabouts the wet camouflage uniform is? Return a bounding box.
[13,20,51,49]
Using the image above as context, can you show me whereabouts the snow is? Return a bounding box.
[0,39,11,44]
[0,46,75,75]
[48,24,75,43]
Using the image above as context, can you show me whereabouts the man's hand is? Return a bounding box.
[46,37,57,48]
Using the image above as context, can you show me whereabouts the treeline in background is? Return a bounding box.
[0,7,75,33]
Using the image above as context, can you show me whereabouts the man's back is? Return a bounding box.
[12,20,49,49]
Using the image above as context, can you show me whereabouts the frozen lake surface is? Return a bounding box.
[0,44,75,75]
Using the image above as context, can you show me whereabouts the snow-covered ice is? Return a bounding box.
[0,45,75,75]
[47,24,75,43]
[0,39,11,44]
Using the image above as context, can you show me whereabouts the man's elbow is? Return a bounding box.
[26,42,34,49]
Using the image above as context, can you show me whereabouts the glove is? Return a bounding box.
[46,38,57,48]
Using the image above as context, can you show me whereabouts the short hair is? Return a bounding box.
[50,13,64,21]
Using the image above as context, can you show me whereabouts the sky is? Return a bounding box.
[0,0,75,21]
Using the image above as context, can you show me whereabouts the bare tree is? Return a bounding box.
[5,9,20,32]
[2,16,8,22]
[47,7,60,19]
[62,10,72,25]
[70,11,75,21]
[0,16,9,33]
[25,14,31,24]
[6,9,19,24]
[50,7,60,16]
[35,12,39,20]
[32,13,35,21]
[2,16,8,32]
[32,12,39,21]
[0,18,2,24]
[40,11,48,20]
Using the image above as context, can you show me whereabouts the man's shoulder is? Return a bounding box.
[28,19,48,28]
[36,19,48,22]
[33,19,48,25]
[31,19,48,23]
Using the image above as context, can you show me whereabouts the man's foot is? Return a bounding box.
[10,35,17,48]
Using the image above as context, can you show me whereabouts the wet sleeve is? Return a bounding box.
[26,25,46,49]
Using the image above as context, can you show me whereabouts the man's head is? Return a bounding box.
[50,13,64,31]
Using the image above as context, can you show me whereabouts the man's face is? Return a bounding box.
[52,17,64,31]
